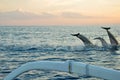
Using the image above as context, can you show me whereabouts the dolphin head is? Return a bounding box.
[71,33,80,37]
[101,27,111,31]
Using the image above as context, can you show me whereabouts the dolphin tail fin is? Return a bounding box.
[101,27,111,31]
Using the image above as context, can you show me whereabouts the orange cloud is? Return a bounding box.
[0,10,120,25]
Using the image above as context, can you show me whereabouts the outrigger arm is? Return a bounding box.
[4,60,120,80]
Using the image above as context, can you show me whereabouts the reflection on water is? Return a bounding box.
[0,26,120,80]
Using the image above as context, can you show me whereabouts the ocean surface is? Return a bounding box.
[1,25,120,80]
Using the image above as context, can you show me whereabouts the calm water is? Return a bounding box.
[1,25,120,80]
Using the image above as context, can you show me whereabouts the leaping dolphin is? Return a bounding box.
[94,37,108,48]
[101,27,119,50]
[71,33,94,47]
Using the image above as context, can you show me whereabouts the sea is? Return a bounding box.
[1,25,120,80]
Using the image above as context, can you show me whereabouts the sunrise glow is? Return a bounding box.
[0,0,120,25]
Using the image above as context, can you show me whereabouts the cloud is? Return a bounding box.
[0,10,106,21]
[0,10,56,21]
[61,12,85,18]
[0,10,110,25]
[0,11,37,20]
[39,12,57,19]
[61,12,100,19]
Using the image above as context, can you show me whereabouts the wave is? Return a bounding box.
[0,44,115,52]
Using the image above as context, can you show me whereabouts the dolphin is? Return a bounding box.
[101,27,119,50]
[71,33,94,47]
[94,37,108,48]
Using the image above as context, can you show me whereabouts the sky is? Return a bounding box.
[0,0,120,25]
